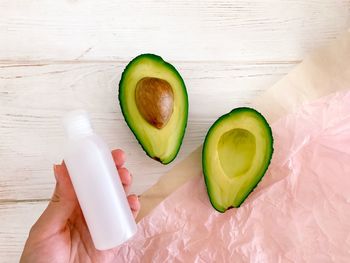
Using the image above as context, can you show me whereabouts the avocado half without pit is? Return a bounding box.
[119,54,188,164]
[202,107,273,212]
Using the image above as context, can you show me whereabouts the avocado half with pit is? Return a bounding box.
[202,107,273,212]
[119,54,188,164]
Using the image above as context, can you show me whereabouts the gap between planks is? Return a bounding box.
[0,59,301,66]
[0,199,50,204]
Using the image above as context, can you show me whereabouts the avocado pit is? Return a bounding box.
[135,77,174,129]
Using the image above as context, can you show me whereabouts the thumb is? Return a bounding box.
[30,163,78,238]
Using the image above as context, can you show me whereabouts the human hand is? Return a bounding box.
[20,149,140,263]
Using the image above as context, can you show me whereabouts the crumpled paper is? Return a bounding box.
[116,90,350,262]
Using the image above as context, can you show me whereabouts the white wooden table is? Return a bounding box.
[0,1,349,261]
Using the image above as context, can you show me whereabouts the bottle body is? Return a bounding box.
[63,112,137,250]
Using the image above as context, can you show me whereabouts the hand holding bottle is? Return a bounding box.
[20,149,140,263]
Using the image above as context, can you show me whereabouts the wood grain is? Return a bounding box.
[0,61,295,201]
[0,0,348,62]
[0,201,47,262]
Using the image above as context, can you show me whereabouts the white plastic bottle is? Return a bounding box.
[62,110,137,250]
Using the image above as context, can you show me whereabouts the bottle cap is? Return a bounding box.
[63,110,93,139]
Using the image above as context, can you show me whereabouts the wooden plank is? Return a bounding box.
[0,61,295,200]
[0,201,47,263]
[0,0,348,61]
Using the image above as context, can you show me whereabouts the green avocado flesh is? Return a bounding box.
[119,54,188,164]
[202,107,273,212]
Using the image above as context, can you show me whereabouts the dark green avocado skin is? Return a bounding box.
[118,54,189,165]
[202,107,274,212]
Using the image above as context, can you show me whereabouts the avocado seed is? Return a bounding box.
[135,77,174,129]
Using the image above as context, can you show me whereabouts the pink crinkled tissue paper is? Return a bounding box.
[116,90,350,262]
